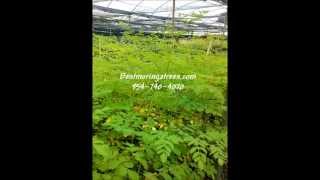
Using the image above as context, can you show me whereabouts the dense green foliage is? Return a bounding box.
[93,33,227,180]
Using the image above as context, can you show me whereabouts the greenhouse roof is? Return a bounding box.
[93,0,227,35]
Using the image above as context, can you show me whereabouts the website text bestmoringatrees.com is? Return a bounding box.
[120,73,196,80]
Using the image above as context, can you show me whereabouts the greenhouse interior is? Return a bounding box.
[93,1,228,180]
[93,0,227,36]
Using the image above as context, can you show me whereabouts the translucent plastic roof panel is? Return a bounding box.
[93,0,227,35]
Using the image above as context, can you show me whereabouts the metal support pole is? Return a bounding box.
[172,0,175,34]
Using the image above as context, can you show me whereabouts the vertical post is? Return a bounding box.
[224,15,227,37]
[105,22,107,35]
[172,0,175,35]
[206,40,213,56]
[128,15,132,33]
[128,15,131,25]
[99,36,101,57]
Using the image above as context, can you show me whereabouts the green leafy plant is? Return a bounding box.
[93,33,227,180]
